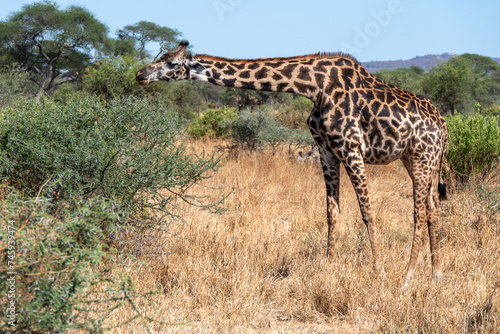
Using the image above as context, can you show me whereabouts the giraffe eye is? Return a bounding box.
[167,61,177,67]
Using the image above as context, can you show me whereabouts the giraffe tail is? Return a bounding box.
[438,181,447,201]
[437,136,448,201]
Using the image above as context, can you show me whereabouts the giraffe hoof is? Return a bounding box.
[326,247,335,262]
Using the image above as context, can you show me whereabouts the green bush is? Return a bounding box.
[162,81,207,120]
[224,109,271,149]
[446,113,500,182]
[81,55,146,99]
[483,105,500,118]
[225,108,314,152]
[0,95,227,332]
[0,94,224,227]
[0,67,35,109]
[275,96,313,129]
[292,96,314,112]
[218,87,290,110]
[187,106,237,139]
[0,192,150,332]
[257,120,314,154]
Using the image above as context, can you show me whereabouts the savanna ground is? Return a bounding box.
[104,140,499,333]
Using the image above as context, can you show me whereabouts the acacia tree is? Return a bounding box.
[0,1,110,100]
[423,56,475,115]
[460,53,500,107]
[117,21,185,60]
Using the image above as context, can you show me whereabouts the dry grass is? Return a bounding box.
[105,140,500,333]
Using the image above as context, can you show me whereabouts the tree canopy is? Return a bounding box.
[460,53,500,107]
[117,21,185,59]
[0,1,110,99]
[423,56,476,115]
[374,55,500,115]
[374,66,425,95]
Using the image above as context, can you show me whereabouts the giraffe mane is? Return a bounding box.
[194,52,359,64]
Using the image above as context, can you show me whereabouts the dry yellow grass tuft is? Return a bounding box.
[106,140,500,333]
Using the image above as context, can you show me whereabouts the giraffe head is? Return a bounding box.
[136,41,205,85]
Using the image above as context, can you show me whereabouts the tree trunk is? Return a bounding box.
[33,73,47,101]
[32,44,58,101]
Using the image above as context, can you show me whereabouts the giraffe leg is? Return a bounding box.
[308,110,341,260]
[343,151,381,271]
[403,159,432,284]
[427,182,443,280]
[325,157,340,260]
[317,146,341,260]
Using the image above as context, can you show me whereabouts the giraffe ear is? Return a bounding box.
[175,41,189,54]
[190,62,205,73]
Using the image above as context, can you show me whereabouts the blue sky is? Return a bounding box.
[1,0,499,62]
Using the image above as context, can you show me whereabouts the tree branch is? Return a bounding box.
[51,81,69,88]
[29,64,42,76]
[33,37,51,63]
[27,76,40,85]
[46,72,59,92]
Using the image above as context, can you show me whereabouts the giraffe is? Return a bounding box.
[136,41,448,283]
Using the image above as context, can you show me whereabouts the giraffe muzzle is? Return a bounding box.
[137,79,150,86]
[136,69,151,86]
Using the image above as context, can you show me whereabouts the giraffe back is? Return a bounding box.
[312,59,448,166]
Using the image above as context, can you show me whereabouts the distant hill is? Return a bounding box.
[362,52,500,73]
[361,53,458,73]
[361,53,500,73]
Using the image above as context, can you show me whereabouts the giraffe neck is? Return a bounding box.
[189,55,335,101]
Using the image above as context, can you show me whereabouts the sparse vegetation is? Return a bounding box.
[98,141,500,333]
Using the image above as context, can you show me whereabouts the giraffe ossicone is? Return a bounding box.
[137,41,449,283]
